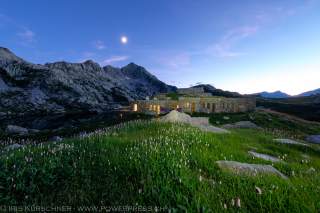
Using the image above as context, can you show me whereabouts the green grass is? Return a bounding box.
[1,120,320,212]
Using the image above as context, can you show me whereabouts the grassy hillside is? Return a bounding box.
[205,110,320,140]
[1,120,319,212]
[257,96,320,122]
[191,110,320,141]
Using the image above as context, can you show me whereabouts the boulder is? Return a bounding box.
[6,125,29,135]
[274,138,308,146]
[190,117,210,126]
[305,135,320,144]
[195,124,230,134]
[190,117,229,133]
[29,129,40,134]
[248,151,282,163]
[50,136,63,142]
[5,143,23,151]
[216,160,288,179]
[160,111,230,133]
[223,121,260,129]
[160,110,192,123]
[306,167,316,174]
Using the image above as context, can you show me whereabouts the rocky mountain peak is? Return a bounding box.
[121,62,156,80]
[46,60,102,72]
[125,62,139,68]
[83,59,100,66]
[0,47,24,63]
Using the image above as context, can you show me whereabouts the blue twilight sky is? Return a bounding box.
[0,0,319,95]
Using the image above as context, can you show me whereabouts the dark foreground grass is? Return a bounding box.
[0,121,320,212]
[256,97,320,122]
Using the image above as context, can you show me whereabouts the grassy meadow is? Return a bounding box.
[0,116,320,212]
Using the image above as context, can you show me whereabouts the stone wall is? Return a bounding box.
[133,96,256,114]
[177,87,204,95]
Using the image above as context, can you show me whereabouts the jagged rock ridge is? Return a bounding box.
[0,47,176,116]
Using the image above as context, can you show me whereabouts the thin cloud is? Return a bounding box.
[157,52,191,69]
[17,28,36,44]
[208,26,259,58]
[101,56,129,65]
[92,40,106,50]
[204,3,308,59]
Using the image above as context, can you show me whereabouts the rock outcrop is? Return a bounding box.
[4,143,23,151]
[216,160,288,179]
[274,138,309,146]
[160,110,193,123]
[223,121,260,129]
[6,125,29,135]
[305,135,320,144]
[248,151,282,163]
[160,110,229,133]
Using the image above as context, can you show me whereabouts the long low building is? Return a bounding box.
[132,96,256,115]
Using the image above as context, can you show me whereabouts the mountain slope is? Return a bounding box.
[256,91,290,99]
[0,47,176,116]
[298,88,320,97]
[191,84,242,97]
[104,63,176,99]
[256,94,320,121]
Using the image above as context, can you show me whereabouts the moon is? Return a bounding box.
[121,36,128,44]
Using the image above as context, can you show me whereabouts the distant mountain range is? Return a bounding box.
[255,89,320,99]
[255,91,291,99]
[191,84,242,98]
[298,88,320,97]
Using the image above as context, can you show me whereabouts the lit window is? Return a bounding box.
[133,104,138,112]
